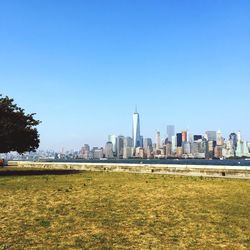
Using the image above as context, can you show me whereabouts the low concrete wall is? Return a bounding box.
[8,161,250,179]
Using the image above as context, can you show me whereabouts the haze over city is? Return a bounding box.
[1,0,250,150]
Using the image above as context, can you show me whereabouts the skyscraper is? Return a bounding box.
[193,135,202,141]
[237,131,241,142]
[156,131,161,150]
[143,138,152,150]
[216,130,224,146]
[167,125,175,142]
[123,136,134,159]
[132,108,141,147]
[108,135,117,155]
[243,141,250,157]
[124,136,133,147]
[176,133,182,147]
[116,135,124,159]
[80,144,90,159]
[205,131,217,141]
[171,135,177,153]
[182,131,187,142]
[104,142,113,159]
[229,132,237,154]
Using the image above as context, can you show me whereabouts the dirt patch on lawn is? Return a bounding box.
[0,168,81,176]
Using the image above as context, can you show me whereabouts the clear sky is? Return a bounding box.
[1,0,250,150]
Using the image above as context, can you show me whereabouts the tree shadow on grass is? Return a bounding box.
[0,169,82,176]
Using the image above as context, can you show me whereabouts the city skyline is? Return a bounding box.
[1,1,250,150]
[6,108,250,160]
[95,110,249,160]
[32,109,250,160]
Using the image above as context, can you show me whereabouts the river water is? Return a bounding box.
[42,159,250,166]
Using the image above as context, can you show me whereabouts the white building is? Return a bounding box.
[108,135,117,155]
[243,141,250,157]
[171,135,177,154]
[156,131,161,150]
[216,130,224,146]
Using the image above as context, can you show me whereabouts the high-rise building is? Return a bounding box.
[191,141,199,156]
[171,135,177,154]
[191,140,205,158]
[176,147,183,157]
[143,138,152,150]
[182,131,187,142]
[183,142,191,154]
[135,147,145,158]
[124,136,133,147]
[201,139,209,159]
[193,135,202,141]
[167,125,175,142]
[164,142,172,157]
[229,132,237,156]
[247,142,250,151]
[123,136,134,159]
[108,135,117,155]
[208,140,216,158]
[116,135,124,159]
[237,131,242,142]
[205,131,216,141]
[236,141,243,157]
[223,140,235,158]
[243,141,250,157]
[176,133,182,147]
[214,146,223,159]
[140,135,143,148]
[188,132,193,143]
[216,130,224,146]
[123,147,134,159]
[156,131,161,150]
[104,142,113,158]
[132,109,141,148]
[92,148,103,159]
[80,144,90,159]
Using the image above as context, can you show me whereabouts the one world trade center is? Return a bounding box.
[132,108,141,148]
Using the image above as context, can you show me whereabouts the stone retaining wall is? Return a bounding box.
[8,161,250,179]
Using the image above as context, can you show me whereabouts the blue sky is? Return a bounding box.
[1,0,250,150]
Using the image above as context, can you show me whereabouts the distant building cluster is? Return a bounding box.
[79,110,250,160]
[3,110,250,161]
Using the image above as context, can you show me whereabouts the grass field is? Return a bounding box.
[0,168,249,249]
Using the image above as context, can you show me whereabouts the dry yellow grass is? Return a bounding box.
[0,169,249,249]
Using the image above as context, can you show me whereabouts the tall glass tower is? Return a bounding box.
[132,108,141,148]
[167,125,175,142]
